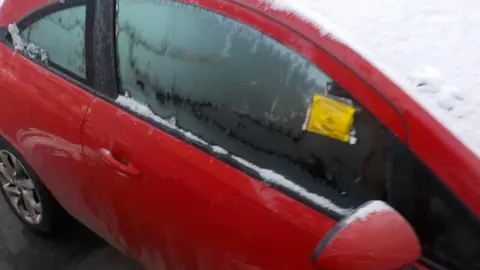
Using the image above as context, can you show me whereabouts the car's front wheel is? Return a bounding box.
[0,137,68,236]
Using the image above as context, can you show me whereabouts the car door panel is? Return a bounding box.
[83,1,420,269]
[2,53,97,230]
[83,97,337,270]
[0,46,30,146]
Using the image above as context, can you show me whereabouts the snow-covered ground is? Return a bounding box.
[266,0,480,158]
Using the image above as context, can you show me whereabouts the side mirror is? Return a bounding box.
[313,201,421,270]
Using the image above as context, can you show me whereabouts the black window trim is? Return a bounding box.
[419,163,480,269]
[391,139,480,270]
[419,258,449,270]
[92,0,119,99]
[0,0,96,91]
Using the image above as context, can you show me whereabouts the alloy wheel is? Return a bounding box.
[0,150,43,224]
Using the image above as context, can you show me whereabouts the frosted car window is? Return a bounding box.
[116,0,175,118]
[22,5,86,78]
[116,0,394,211]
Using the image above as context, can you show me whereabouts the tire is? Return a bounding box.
[0,136,70,237]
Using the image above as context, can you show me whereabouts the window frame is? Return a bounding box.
[3,0,95,88]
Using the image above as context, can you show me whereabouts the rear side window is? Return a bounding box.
[21,5,87,78]
[115,0,394,212]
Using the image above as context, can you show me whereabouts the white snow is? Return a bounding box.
[25,43,48,64]
[116,95,178,130]
[232,156,349,215]
[264,0,480,158]
[8,23,49,64]
[116,95,349,215]
[117,95,208,146]
[8,23,24,51]
[348,129,358,145]
[183,131,208,146]
[301,106,311,131]
[343,200,392,225]
[212,145,228,155]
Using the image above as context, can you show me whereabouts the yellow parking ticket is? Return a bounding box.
[305,95,356,142]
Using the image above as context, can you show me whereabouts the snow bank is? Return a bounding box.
[265,0,480,158]
[116,95,349,215]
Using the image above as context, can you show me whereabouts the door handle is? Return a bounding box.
[99,148,140,177]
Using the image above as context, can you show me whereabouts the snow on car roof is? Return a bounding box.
[265,0,480,158]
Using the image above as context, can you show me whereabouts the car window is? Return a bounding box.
[21,5,87,78]
[389,141,480,270]
[115,0,395,212]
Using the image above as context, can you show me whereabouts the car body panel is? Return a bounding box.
[0,46,98,231]
[83,97,338,270]
[0,0,49,26]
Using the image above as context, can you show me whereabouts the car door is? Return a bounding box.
[82,0,409,269]
[0,1,102,233]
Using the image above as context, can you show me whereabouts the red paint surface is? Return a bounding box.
[2,0,479,269]
[313,202,421,270]
[0,0,49,26]
[0,46,98,230]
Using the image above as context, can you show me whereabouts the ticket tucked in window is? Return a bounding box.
[305,94,356,143]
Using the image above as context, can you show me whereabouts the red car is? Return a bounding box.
[0,0,479,269]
